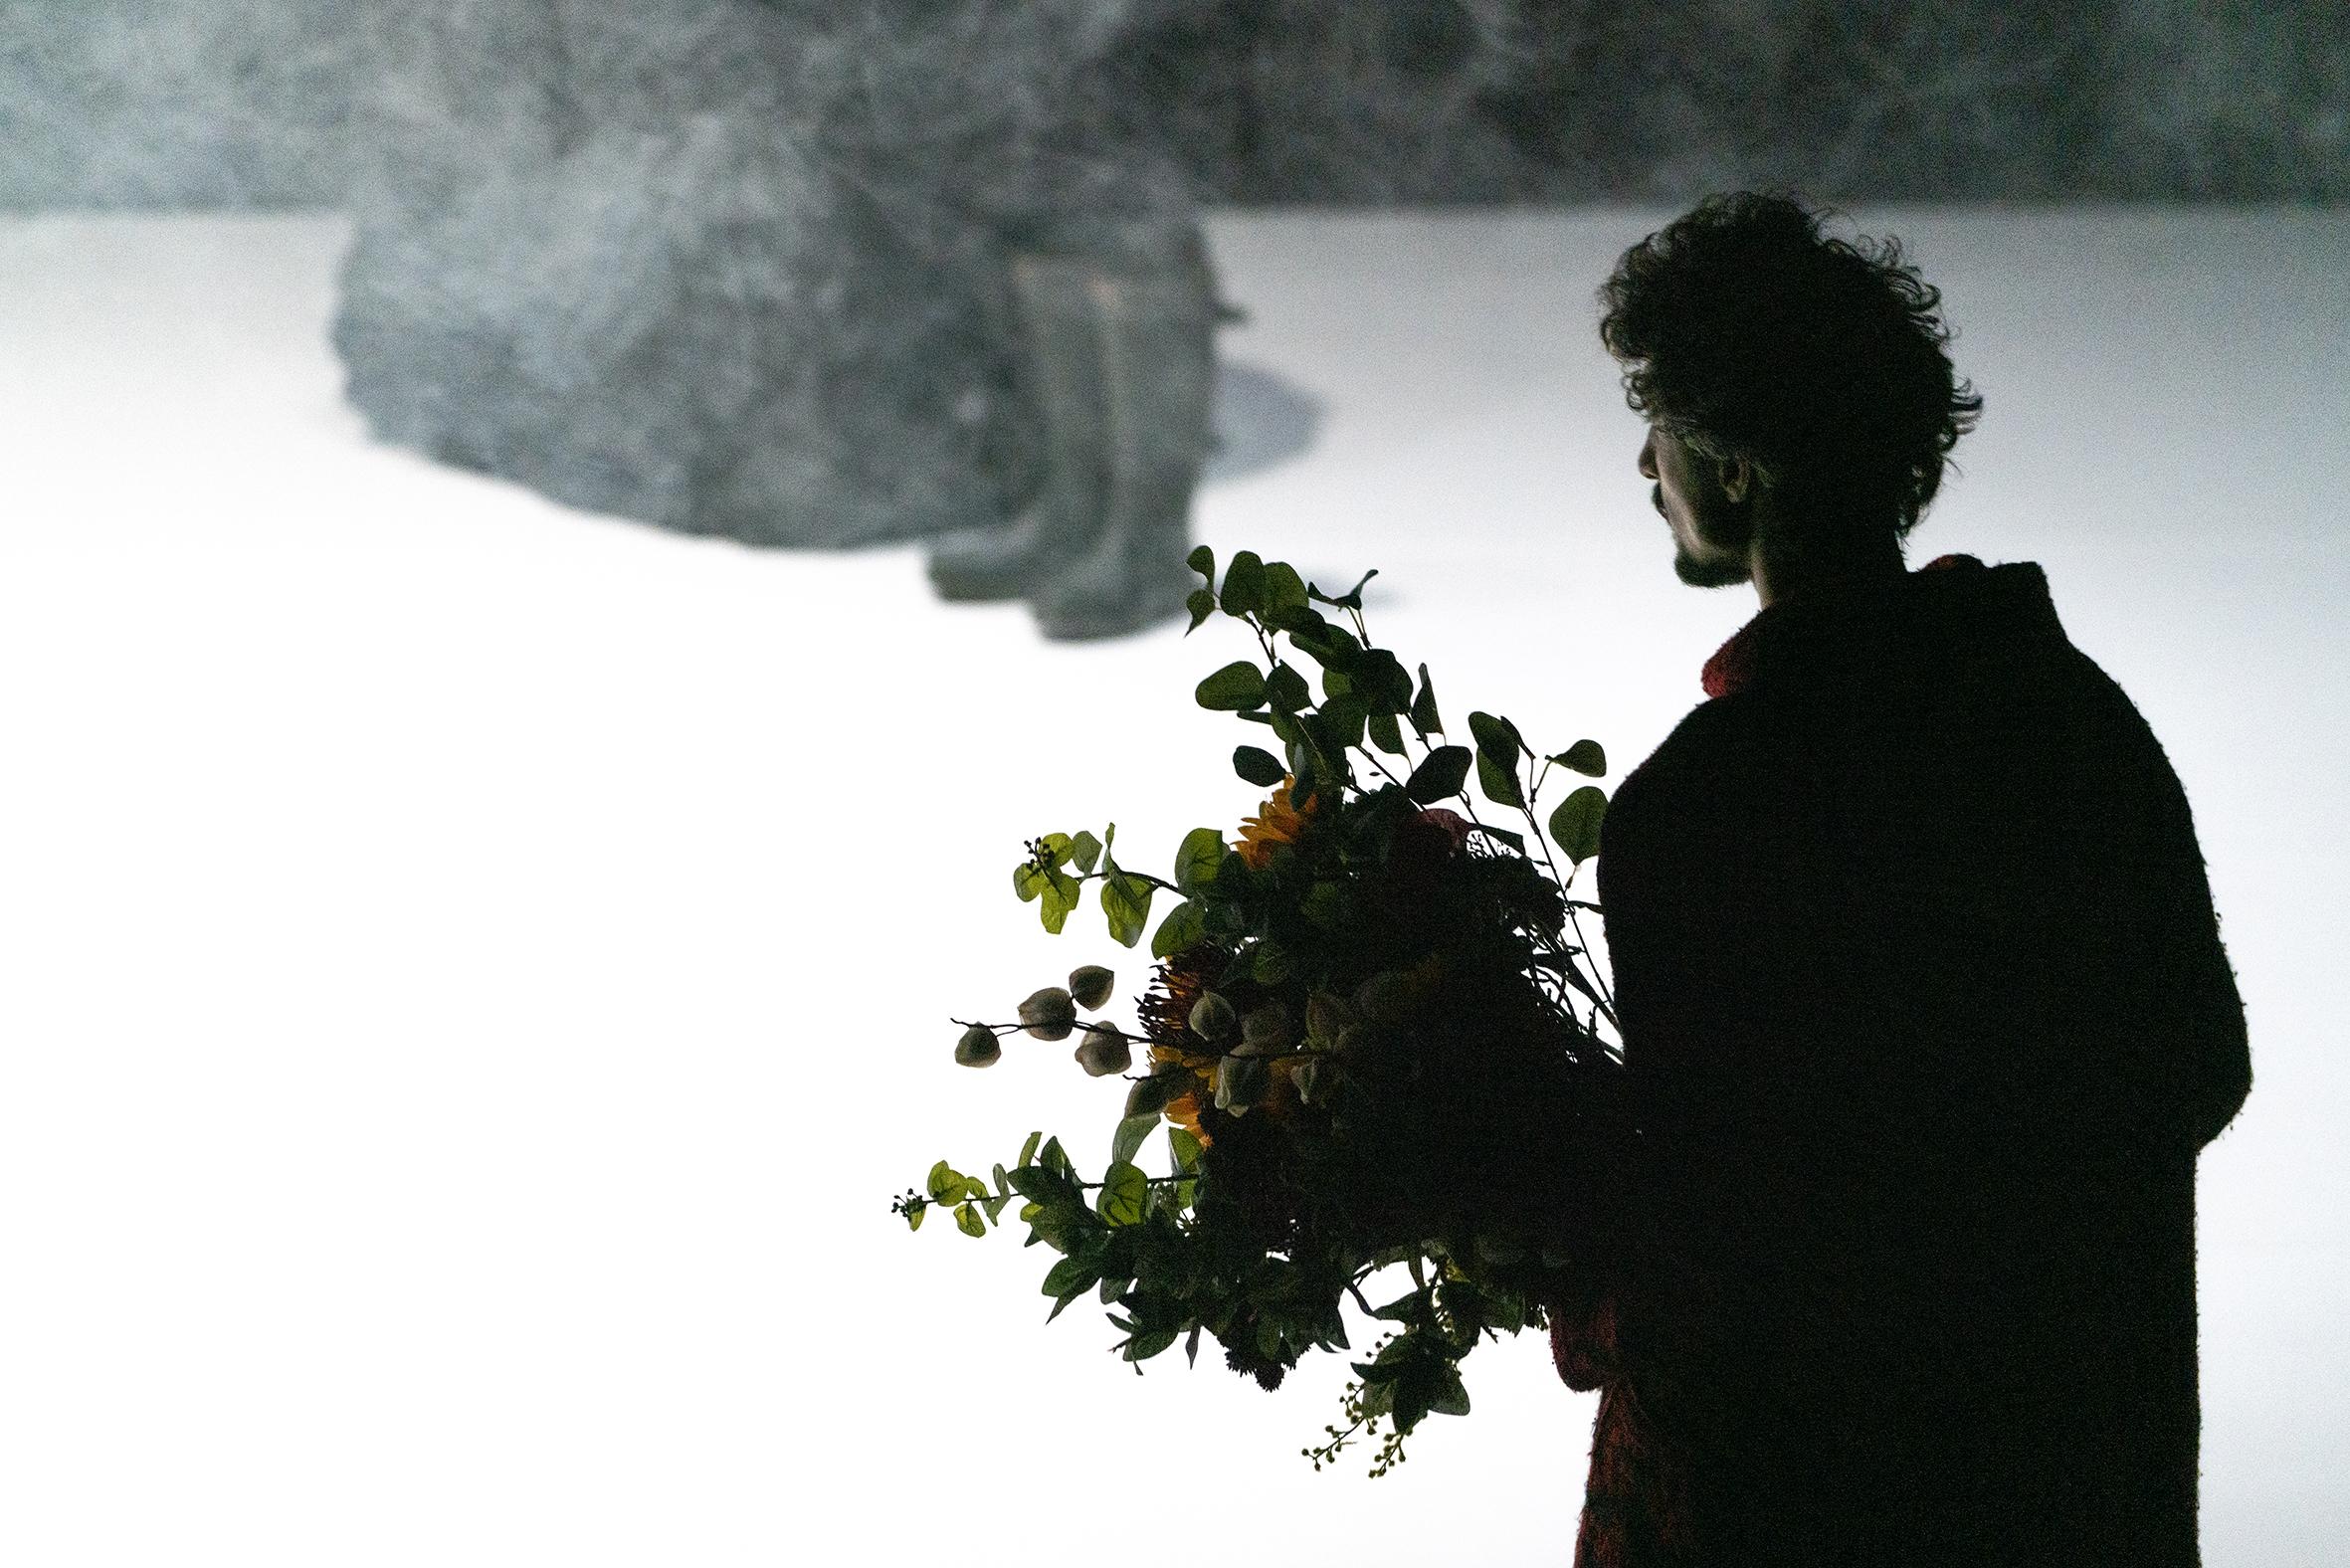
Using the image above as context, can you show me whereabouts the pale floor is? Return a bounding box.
[1,207,2344,1565]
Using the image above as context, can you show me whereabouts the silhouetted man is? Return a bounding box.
[1554,193,2252,1567]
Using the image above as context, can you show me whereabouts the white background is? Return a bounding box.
[2,208,2344,1564]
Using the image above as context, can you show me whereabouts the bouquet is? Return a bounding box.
[894,549,1629,1473]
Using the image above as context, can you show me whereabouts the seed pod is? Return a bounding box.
[1124,1068,1181,1118]
[1068,964,1116,1010]
[1304,990,1356,1048]
[1188,991,1237,1043]
[1235,1002,1291,1058]
[1291,1057,1324,1105]
[1018,987,1077,1041]
[953,1024,1002,1068]
[1351,970,1414,1026]
[1214,1055,1268,1112]
[1074,1029,1133,1078]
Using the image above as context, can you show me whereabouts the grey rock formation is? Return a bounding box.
[0,0,351,207]
[9,1,2342,214]
[331,0,1212,549]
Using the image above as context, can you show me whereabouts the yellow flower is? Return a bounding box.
[1235,780,1317,870]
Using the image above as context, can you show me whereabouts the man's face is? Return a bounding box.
[1639,424,1752,589]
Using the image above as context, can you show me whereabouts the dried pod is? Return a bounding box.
[1214,1055,1268,1112]
[1074,1029,1134,1078]
[1068,964,1116,1010]
[953,1024,1002,1068]
[1124,1068,1182,1119]
[1188,991,1237,1043]
[1304,990,1356,1048]
[1018,987,1077,1041]
[1351,970,1414,1026]
[1235,1002,1291,1058]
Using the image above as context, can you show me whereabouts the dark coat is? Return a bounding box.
[1565,555,2252,1568]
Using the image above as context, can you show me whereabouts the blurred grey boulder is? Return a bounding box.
[331,0,1084,547]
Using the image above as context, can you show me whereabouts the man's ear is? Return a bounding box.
[1718,456,1752,505]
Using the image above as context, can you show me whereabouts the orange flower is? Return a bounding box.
[1235,780,1317,870]
[1138,948,1226,1147]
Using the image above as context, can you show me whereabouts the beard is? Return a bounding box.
[1672,541,1754,589]
[1660,485,1755,589]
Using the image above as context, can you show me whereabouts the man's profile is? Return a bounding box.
[1556,193,2252,1567]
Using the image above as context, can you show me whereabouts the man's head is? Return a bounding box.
[1600,192,1983,586]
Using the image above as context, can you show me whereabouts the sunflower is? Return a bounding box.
[1137,944,1228,1146]
[1235,779,1317,870]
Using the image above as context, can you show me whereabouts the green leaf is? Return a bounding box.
[1232,745,1286,787]
[1468,710,1525,765]
[1040,1136,1073,1176]
[1043,1255,1097,1299]
[1038,833,1076,870]
[1476,753,1523,810]
[1187,544,1215,584]
[983,1193,1012,1224]
[1428,1368,1472,1418]
[1150,898,1207,959]
[1261,561,1309,617]
[1111,1114,1157,1167]
[1350,650,1415,714]
[1168,1126,1203,1173]
[1013,863,1043,902]
[1220,551,1266,617]
[926,1161,965,1203]
[1287,619,1362,672]
[1122,1327,1180,1363]
[1264,662,1310,713]
[1300,881,1349,928]
[1101,871,1154,949]
[1185,587,1215,633]
[1195,661,1268,712]
[1095,1161,1148,1227]
[1405,745,1472,804]
[1551,739,1607,776]
[1306,567,1378,610]
[1316,698,1366,753]
[1366,712,1406,755]
[992,1162,1011,1196]
[1070,830,1103,876]
[1174,827,1226,894]
[1039,867,1078,934]
[1549,785,1608,864]
[954,1201,987,1238]
[1019,1130,1043,1168]
[1409,664,1443,734]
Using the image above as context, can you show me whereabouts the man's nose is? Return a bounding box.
[1637,435,1657,480]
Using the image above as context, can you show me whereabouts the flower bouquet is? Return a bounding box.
[894,549,1628,1473]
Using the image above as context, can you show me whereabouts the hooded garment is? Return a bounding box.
[1555,554,2252,1568]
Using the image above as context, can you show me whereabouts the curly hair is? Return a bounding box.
[1599,191,1983,543]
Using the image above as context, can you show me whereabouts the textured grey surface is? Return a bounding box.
[331,1,1210,548]
[6,2,2344,211]
[0,0,352,207]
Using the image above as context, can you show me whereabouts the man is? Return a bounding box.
[1557,193,2252,1567]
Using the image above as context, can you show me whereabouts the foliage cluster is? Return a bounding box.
[894,549,1629,1472]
